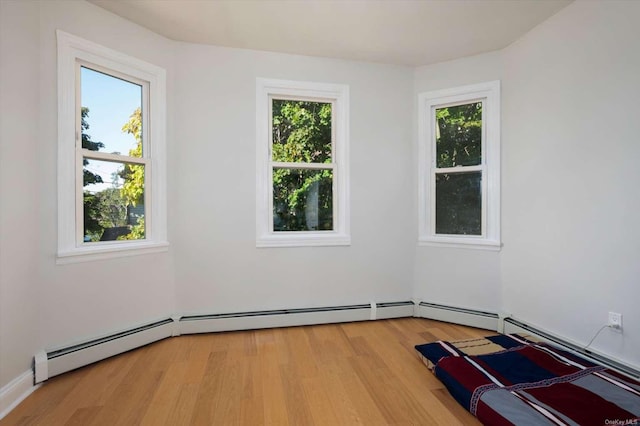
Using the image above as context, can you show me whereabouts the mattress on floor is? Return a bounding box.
[415,334,640,426]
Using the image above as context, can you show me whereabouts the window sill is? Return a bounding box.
[57,240,170,264]
[418,236,501,251]
[257,232,351,248]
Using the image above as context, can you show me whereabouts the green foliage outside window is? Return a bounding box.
[436,102,482,167]
[118,108,145,240]
[272,100,333,231]
[435,102,483,235]
[81,107,106,240]
[82,108,145,242]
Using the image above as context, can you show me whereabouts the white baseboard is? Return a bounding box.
[0,370,38,421]
[374,302,416,320]
[180,308,370,334]
[504,317,640,380]
[413,303,639,379]
[414,302,499,331]
[179,302,415,335]
[34,301,414,387]
[38,319,174,383]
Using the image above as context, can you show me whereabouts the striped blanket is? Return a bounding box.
[415,334,640,425]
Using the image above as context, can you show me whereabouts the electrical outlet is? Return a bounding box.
[608,312,623,331]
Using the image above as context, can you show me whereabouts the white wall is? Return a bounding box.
[0,0,415,392]
[501,0,640,367]
[412,51,503,312]
[2,0,639,397]
[34,0,176,351]
[0,0,177,391]
[412,1,640,367]
[172,44,415,314]
[0,0,41,389]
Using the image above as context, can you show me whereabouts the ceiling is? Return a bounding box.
[88,0,572,67]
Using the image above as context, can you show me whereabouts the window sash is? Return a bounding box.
[81,150,147,165]
[57,30,168,263]
[428,97,488,238]
[75,60,150,158]
[268,97,336,164]
[76,63,152,246]
[81,158,146,242]
[269,164,337,234]
[418,81,500,250]
[256,78,350,247]
[77,157,150,244]
[270,166,335,232]
[268,97,337,233]
[272,161,335,170]
[431,169,485,237]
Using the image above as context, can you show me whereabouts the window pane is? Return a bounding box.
[81,66,143,157]
[273,168,333,231]
[435,172,481,235]
[272,99,332,163]
[435,102,482,168]
[83,158,145,242]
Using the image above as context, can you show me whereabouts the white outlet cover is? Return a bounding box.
[608,312,622,329]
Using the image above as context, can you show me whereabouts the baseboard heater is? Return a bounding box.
[33,301,414,383]
[504,317,640,380]
[179,301,415,335]
[414,302,499,331]
[34,318,174,383]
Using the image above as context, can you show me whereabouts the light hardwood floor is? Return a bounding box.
[1,318,493,425]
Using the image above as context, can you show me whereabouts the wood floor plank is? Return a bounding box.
[63,406,101,426]
[0,318,487,425]
[332,357,388,424]
[139,361,189,426]
[187,351,228,425]
[311,359,365,424]
[259,333,290,426]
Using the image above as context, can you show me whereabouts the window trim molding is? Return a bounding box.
[255,78,350,248]
[57,30,168,263]
[417,81,501,250]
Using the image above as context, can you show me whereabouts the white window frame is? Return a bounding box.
[256,78,350,247]
[57,30,168,263]
[418,81,501,250]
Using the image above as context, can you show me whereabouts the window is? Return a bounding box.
[57,31,167,263]
[418,81,501,250]
[256,79,350,247]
